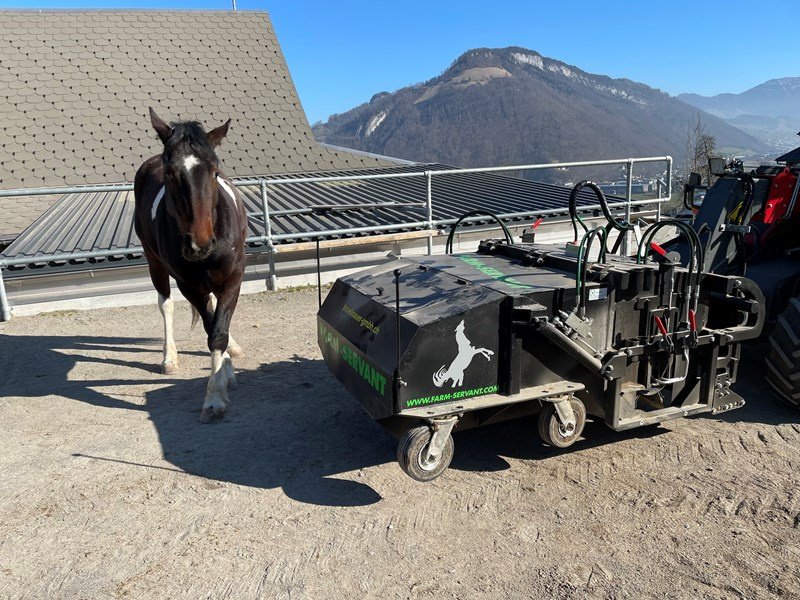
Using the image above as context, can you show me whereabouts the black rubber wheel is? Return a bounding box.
[538,398,586,448]
[765,297,800,409]
[397,425,454,482]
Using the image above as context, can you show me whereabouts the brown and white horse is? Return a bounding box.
[134,108,247,423]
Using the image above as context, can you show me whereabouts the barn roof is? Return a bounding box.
[0,10,395,192]
[776,146,800,165]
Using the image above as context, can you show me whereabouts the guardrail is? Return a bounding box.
[0,155,672,321]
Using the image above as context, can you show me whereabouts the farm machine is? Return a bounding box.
[318,145,800,481]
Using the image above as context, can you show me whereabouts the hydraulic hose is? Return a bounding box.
[445,210,513,254]
[568,182,592,242]
[637,219,704,333]
[569,180,634,252]
[575,226,608,316]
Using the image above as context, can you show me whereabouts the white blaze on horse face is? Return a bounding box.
[217,176,238,209]
[183,155,200,172]
[151,186,166,221]
[158,294,178,374]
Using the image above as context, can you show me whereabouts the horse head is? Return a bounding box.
[149,107,231,262]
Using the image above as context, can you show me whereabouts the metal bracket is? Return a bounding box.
[548,396,577,435]
[719,224,751,234]
[560,309,594,339]
[425,415,459,463]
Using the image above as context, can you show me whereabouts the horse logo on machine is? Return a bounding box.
[433,320,494,388]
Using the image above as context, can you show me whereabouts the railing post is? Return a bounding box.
[666,156,673,218]
[260,179,278,291]
[656,180,663,222]
[0,268,11,322]
[622,159,634,256]
[425,171,434,255]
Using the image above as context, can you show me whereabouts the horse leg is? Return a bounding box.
[207,294,244,358]
[199,286,241,423]
[206,294,238,388]
[148,259,178,374]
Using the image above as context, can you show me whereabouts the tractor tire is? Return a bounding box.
[765,297,800,408]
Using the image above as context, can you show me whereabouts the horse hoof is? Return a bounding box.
[161,361,179,375]
[199,407,225,424]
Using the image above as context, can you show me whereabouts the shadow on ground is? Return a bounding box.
[2,333,796,506]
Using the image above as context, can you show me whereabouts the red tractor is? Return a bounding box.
[681,143,800,407]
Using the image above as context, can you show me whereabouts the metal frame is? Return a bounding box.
[0,156,672,321]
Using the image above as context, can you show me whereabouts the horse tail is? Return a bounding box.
[190,305,201,331]
[432,366,447,387]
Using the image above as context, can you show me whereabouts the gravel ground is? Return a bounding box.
[1,287,799,599]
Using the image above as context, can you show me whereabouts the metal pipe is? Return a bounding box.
[425,171,434,255]
[0,156,673,199]
[0,197,665,268]
[316,238,322,307]
[426,156,673,177]
[665,156,673,214]
[656,179,664,222]
[537,320,604,375]
[260,179,277,291]
[242,170,426,187]
[0,157,672,271]
[0,246,144,268]
[622,160,633,256]
[0,182,134,198]
[0,269,11,322]
[434,196,665,228]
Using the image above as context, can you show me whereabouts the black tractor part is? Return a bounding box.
[317,218,765,481]
[674,156,800,408]
[766,297,800,408]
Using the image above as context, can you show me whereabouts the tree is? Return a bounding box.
[684,113,717,185]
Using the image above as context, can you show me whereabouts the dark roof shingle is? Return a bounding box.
[0,10,394,191]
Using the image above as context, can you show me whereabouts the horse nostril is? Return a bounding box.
[210,236,217,247]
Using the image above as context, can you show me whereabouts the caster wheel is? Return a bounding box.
[397,425,454,482]
[538,398,586,448]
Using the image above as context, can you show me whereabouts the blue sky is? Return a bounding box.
[3,0,798,123]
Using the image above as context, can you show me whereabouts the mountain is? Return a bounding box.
[679,78,800,151]
[313,47,766,175]
[679,78,800,119]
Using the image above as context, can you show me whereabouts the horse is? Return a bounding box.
[432,320,494,388]
[133,108,247,423]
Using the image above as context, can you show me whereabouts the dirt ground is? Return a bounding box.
[1,288,799,599]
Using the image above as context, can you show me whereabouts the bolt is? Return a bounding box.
[683,411,688,417]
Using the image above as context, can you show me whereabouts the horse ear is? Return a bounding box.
[149,107,172,144]
[207,119,231,148]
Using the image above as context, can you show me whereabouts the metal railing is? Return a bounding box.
[0,155,672,321]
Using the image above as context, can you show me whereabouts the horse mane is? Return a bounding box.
[163,121,218,163]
